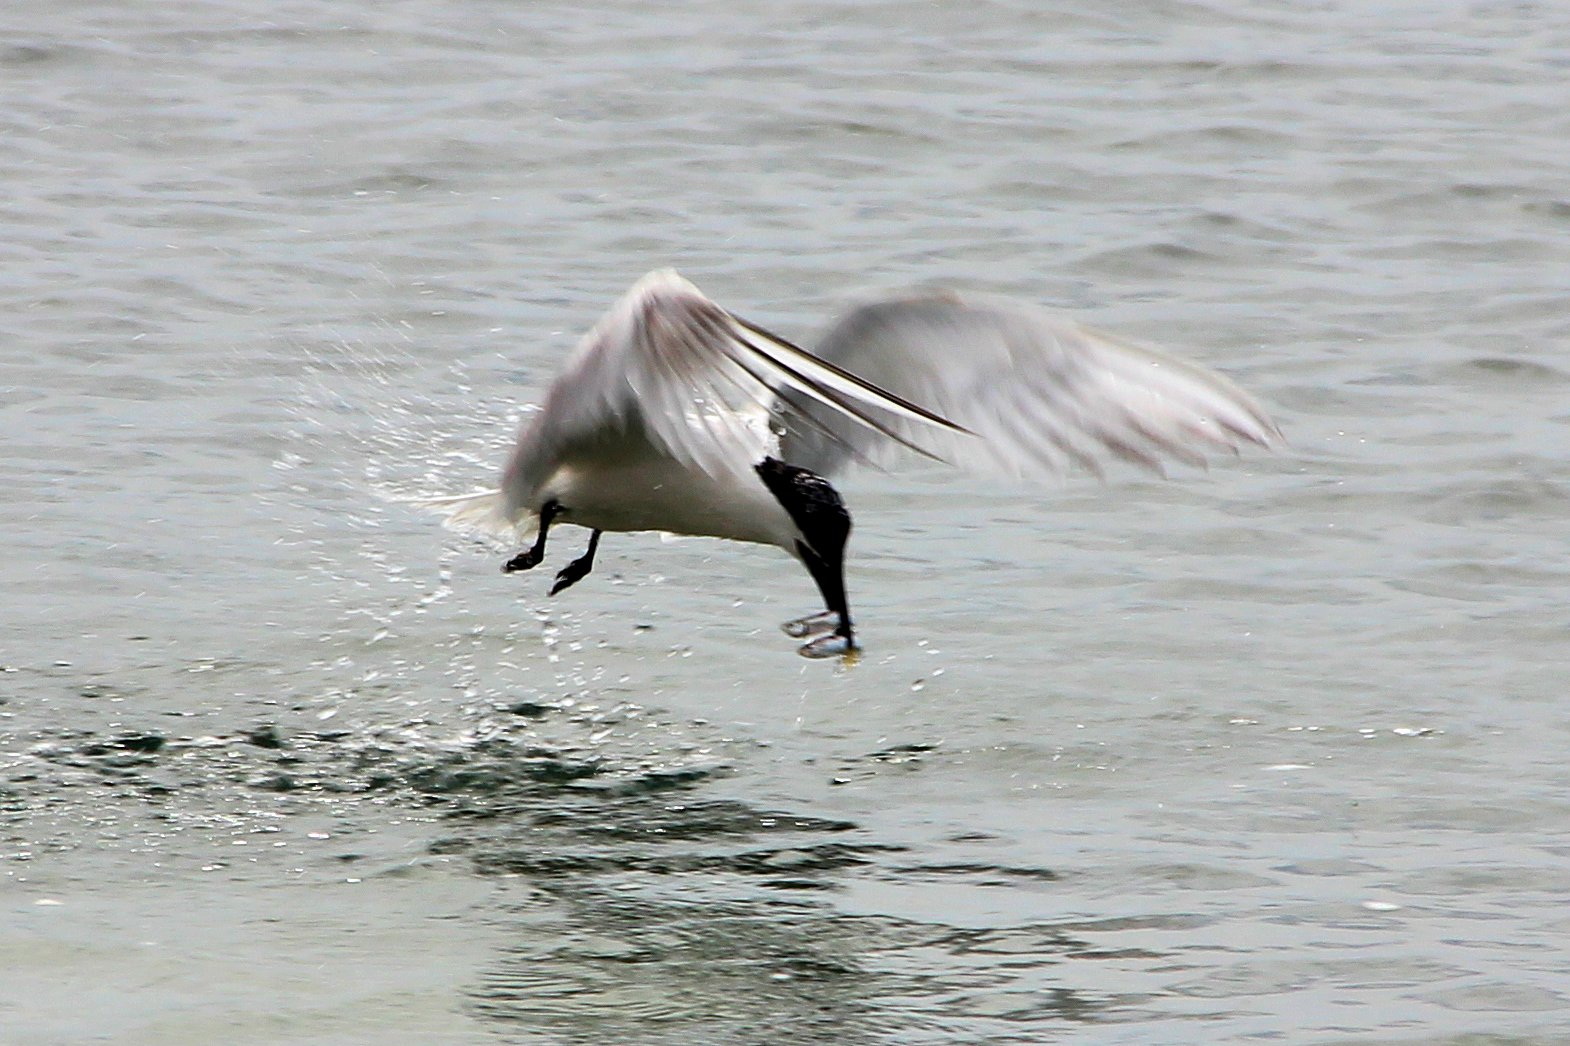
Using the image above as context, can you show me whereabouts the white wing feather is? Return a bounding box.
[430,274,1276,538]
[498,271,968,519]
[778,289,1279,479]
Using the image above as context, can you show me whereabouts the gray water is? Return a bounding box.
[4,1,1569,1043]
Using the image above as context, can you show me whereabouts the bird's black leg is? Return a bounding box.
[503,499,562,573]
[549,529,602,596]
[754,457,858,659]
[795,540,856,657]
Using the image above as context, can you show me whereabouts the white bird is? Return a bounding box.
[430,269,1278,658]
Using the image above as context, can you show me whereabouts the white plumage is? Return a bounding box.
[431,269,1278,658]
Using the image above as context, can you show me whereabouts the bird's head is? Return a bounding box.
[753,457,851,563]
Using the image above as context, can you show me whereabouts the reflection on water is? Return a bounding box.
[475,891,1112,1044]
[458,780,1117,1044]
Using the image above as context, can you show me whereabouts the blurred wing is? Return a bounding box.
[778,289,1279,479]
[512,271,969,492]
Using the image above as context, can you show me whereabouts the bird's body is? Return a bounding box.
[431,269,1278,658]
[518,433,794,548]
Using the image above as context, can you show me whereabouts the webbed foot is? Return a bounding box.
[781,610,839,639]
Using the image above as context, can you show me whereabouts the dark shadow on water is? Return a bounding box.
[5,695,1147,1045]
[468,877,1125,1046]
[429,759,1128,1045]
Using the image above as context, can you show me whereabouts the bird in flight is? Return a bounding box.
[430,269,1278,658]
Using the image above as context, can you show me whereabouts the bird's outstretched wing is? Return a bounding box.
[508,271,969,497]
[777,289,1280,480]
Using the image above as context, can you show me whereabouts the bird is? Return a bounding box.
[427,269,1278,659]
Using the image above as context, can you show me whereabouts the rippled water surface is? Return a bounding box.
[5,2,1570,1043]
